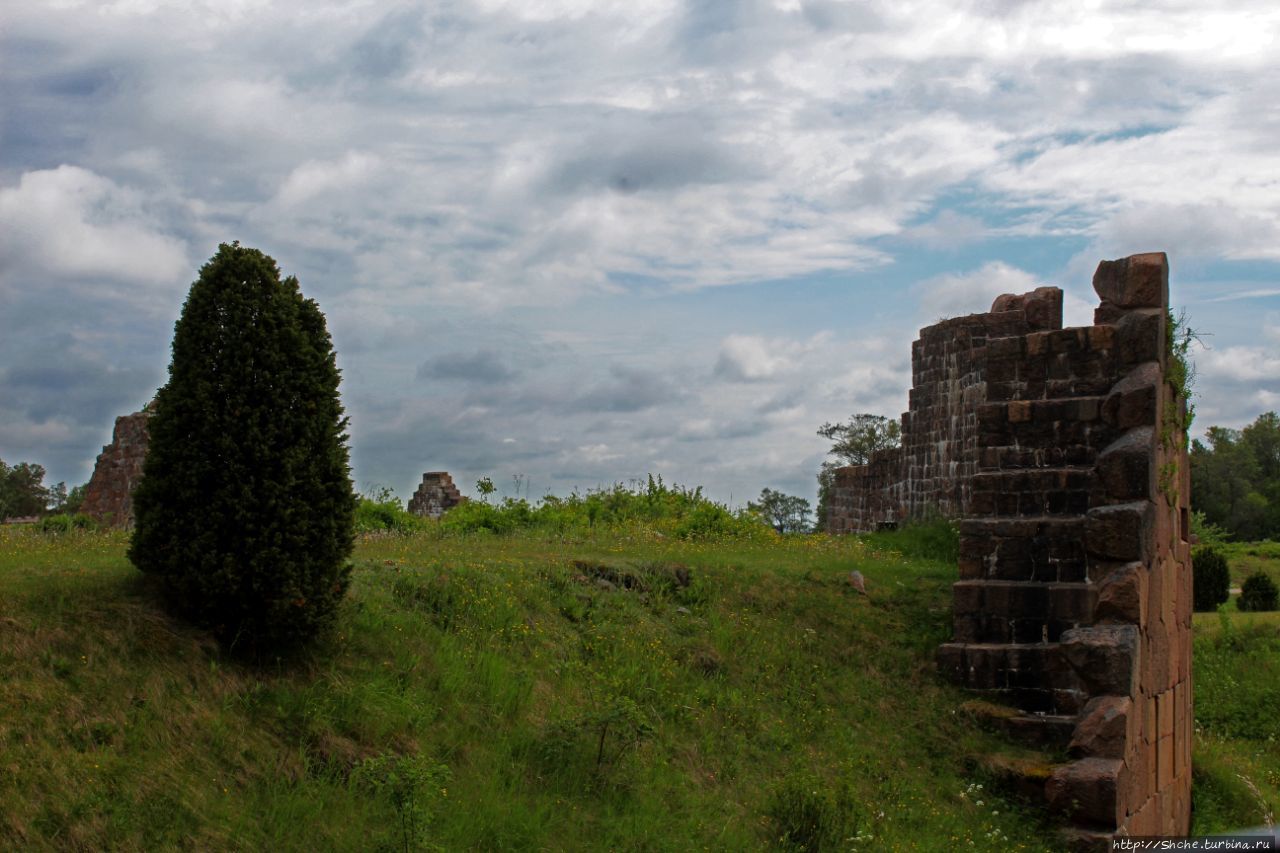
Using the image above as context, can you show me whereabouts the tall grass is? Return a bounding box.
[0,523,1059,850]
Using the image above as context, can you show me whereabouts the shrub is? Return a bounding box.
[1192,546,1231,613]
[766,772,863,851]
[1237,571,1279,612]
[37,513,96,534]
[129,243,356,653]
[355,488,430,534]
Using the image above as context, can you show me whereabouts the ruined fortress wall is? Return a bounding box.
[407,472,466,518]
[828,253,1190,839]
[827,289,1062,533]
[81,407,152,527]
[933,253,1191,841]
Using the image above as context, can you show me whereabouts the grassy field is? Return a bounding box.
[1,525,1277,850]
[1221,540,1280,590]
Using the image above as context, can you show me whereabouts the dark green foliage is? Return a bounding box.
[1192,546,1231,613]
[1192,412,1280,541]
[748,487,812,533]
[0,459,52,517]
[38,513,96,534]
[1238,571,1279,612]
[129,243,355,653]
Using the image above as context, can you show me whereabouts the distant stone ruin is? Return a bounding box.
[832,254,1192,842]
[81,406,153,527]
[407,472,466,518]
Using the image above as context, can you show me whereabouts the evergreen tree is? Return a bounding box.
[1191,546,1230,613]
[129,243,356,652]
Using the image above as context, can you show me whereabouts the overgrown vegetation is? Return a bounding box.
[2,523,1067,850]
[355,486,431,535]
[427,475,774,540]
[128,243,356,654]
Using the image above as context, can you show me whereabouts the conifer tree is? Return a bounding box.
[129,243,356,652]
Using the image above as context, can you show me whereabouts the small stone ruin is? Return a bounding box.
[831,253,1192,843]
[81,405,153,527]
[407,472,466,518]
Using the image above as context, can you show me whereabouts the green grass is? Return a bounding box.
[1191,607,1280,834]
[1220,540,1280,591]
[0,524,1051,851]
[2,524,1276,849]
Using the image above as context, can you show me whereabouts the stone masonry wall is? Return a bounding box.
[827,288,1062,533]
[934,253,1191,843]
[81,406,153,527]
[407,472,466,519]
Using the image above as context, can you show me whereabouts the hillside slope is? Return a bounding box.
[2,525,1273,849]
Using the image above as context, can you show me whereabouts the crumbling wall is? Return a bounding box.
[407,472,466,518]
[81,406,152,527]
[827,288,1062,533]
[934,253,1191,842]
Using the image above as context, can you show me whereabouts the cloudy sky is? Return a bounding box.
[3,0,1279,508]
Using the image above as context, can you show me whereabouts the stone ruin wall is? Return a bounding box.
[81,407,153,527]
[826,288,1063,533]
[82,410,470,526]
[834,253,1191,842]
[407,472,466,519]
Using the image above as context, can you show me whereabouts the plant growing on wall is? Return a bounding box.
[129,243,356,653]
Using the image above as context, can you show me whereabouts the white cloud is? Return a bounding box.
[6,0,1280,505]
[0,166,188,290]
[913,261,1100,328]
[1198,345,1280,384]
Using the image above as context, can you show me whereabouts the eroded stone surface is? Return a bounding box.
[844,252,1195,841]
[81,406,152,527]
[407,472,466,518]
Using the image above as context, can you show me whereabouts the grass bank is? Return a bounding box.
[1,524,1276,849]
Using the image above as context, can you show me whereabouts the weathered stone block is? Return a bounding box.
[1114,309,1164,367]
[1095,562,1146,625]
[1060,624,1138,696]
[1086,501,1154,561]
[1069,696,1132,759]
[1096,427,1154,500]
[1046,757,1123,826]
[82,406,153,527]
[1093,252,1168,310]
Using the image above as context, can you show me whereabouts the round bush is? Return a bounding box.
[1192,546,1231,613]
[129,243,355,653]
[1237,571,1279,612]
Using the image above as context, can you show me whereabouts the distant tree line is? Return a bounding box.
[813,413,902,532]
[0,458,83,518]
[1191,411,1280,541]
